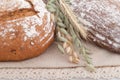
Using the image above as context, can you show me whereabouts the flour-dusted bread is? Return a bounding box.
[70,0,120,53]
[0,0,54,61]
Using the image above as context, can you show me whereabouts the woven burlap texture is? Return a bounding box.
[0,42,120,79]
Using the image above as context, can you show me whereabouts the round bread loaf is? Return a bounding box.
[70,0,120,53]
[0,0,54,61]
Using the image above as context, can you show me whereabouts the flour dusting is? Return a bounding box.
[70,0,120,49]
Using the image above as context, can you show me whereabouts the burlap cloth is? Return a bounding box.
[0,42,120,80]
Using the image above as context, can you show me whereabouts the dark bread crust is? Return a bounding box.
[0,0,54,61]
[70,0,120,53]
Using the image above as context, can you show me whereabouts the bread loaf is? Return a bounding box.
[70,0,120,53]
[0,0,54,61]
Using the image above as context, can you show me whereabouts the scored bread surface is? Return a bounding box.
[70,0,120,53]
[0,0,54,61]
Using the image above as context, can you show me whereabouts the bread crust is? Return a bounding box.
[0,0,54,61]
[70,0,120,53]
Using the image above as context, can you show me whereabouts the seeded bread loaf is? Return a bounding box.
[0,0,54,61]
[70,0,120,53]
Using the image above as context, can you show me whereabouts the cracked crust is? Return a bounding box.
[0,0,54,61]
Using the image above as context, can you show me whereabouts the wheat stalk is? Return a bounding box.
[46,0,95,71]
[58,0,87,39]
